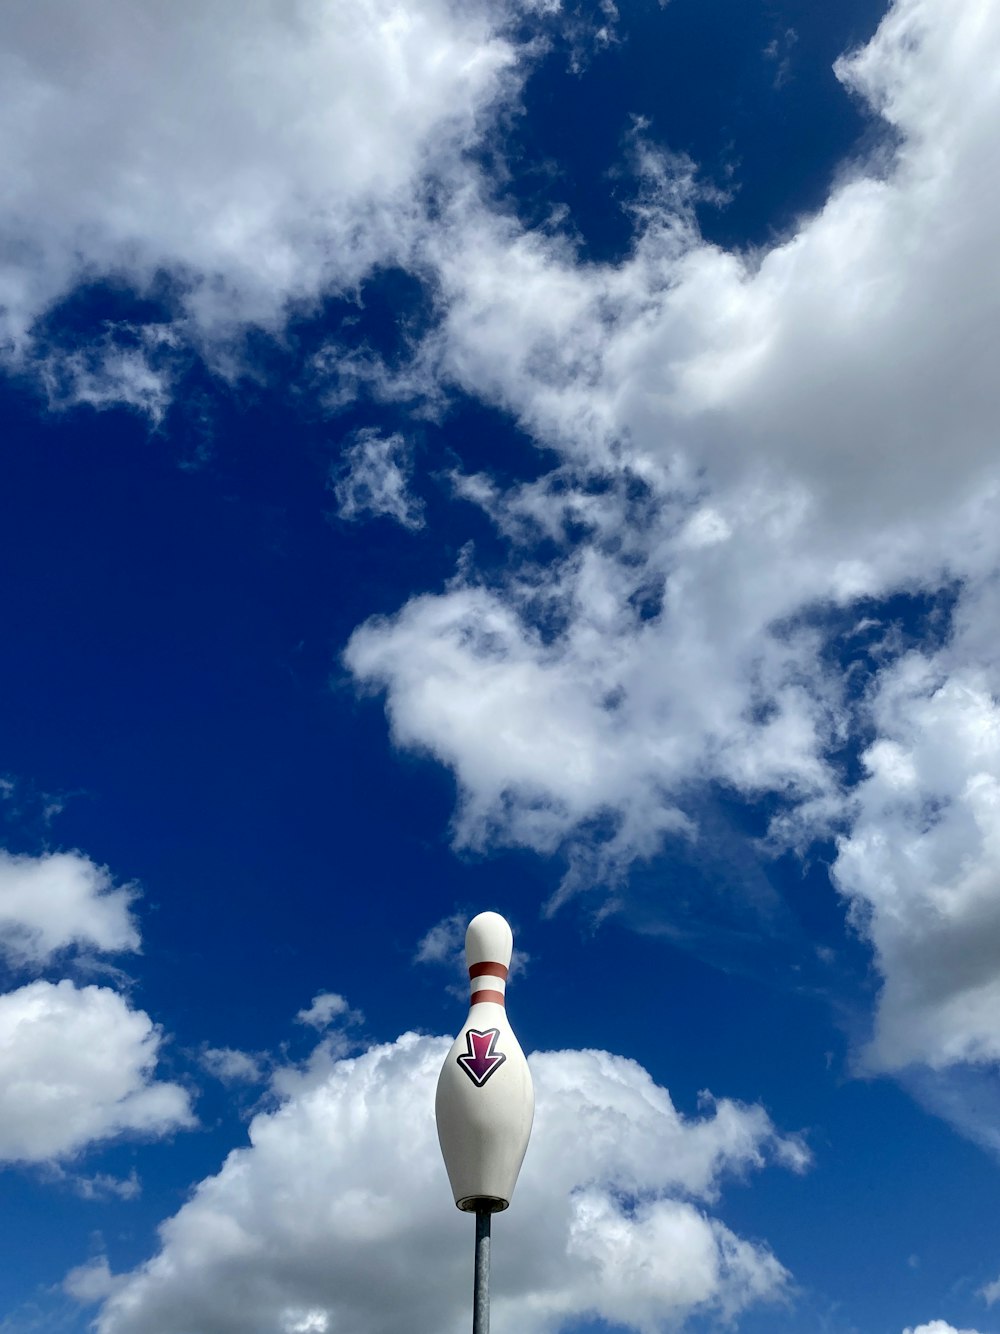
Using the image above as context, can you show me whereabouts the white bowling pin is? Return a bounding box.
[435,912,534,1212]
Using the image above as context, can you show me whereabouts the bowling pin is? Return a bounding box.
[435,912,534,1212]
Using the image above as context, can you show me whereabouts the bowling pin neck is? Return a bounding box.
[469,960,507,1007]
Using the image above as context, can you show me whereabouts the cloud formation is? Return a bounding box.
[95,1034,804,1334]
[1,0,525,382]
[200,1046,266,1086]
[6,0,1000,1123]
[295,991,356,1030]
[64,1256,122,1306]
[833,635,1000,1074]
[332,430,425,530]
[0,846,190,1164]
[345,0,1000,1091]
[0,847,139,965]
[904,1324,985,1334]
[0,979,192,1163]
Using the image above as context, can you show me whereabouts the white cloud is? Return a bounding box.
[832,641,1000,1074]
[904,1324,985,1334]
[39,324,183,424]
[65,1257,122,1306]
[0,0,524,377]
[345,487,840,888]
[376,0,1000,824]
[344,0,1000,1096]
[0,848,139,965]
[0,979,193,1163]
[8,0,1000,1127]
[200,1047,265,1085]
[50,1165,142,1201]
[332,430,425,530]
[295,991,358,1031]
[95,1033,803,1334]
[415,911,468,967]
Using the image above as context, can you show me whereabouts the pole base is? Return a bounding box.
[458,1194,508,1213]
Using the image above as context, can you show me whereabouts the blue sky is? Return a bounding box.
[2,2,1000,1333]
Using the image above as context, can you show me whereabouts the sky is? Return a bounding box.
[1,1,1000,1332]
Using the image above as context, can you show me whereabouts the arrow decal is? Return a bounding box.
[457,1028,507,1087]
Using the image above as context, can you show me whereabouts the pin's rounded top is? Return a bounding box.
[466,912,513,969]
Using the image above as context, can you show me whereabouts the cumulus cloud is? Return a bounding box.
[345,0,1000,1097]
[0,848,139,965]
[833,639,1000,1074]
[332,429,425,530]
[0,0,525,380]
[904,1324,985,1334]
[0,846,193,1165]
[0,979,193,1163]
[353,0,1000,861]
[95,1033,804,1334]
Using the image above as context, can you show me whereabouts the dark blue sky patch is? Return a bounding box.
[493,0,889,263]
[30,276,178,345]
[288,266,440,380]
[763,584,962,789]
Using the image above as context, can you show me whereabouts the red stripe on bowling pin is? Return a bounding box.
[469,960,507,1007]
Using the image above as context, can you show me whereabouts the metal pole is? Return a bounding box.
[472,1207,491,1334]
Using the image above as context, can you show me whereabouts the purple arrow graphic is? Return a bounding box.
[457,1028,507,1086]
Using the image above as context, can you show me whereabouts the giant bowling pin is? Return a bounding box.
[436,912,534,1212]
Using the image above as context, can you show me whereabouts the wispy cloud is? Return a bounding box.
[332,430,425,530]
